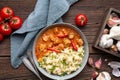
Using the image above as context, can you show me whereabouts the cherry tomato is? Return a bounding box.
[75,14,88,27]
[0,24,12,36]
[0,6,14,19]
[9,16,23,30]
[0,33,3,42]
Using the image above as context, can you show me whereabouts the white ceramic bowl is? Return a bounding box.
[32,23,89,80]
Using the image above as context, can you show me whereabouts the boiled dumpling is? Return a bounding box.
[99,34,113,48]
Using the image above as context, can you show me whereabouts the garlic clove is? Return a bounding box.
[95,58,102,69]
[96,76,105,80]
[116,41,120,51]
[103,72,111,80]
[103,28,109,34]
[96,71,111,80]
[112,68,120,77]
[110,45,118,52]
[108,61,120,69]
[91,71,99,79]
[88,57,94,67]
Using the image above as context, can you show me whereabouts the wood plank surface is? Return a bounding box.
[0,0,120,80]
[0,54,119,80]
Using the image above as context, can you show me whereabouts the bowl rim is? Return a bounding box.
[32,23,89,80]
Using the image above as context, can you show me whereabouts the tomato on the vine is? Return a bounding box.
[9,16,23,30]
[0,6,23,42]
[0,23,12,36]
[75,14,88,27]
[0,6,14,19]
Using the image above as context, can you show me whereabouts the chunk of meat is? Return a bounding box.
[57,43,64,50]
[49,34,56,41]
[42,34,49,41]
[48,42,53,48]
[57,29,69,38]
[54,27,59,34]
[62,28,68,35]
[53,37,62,45]
[68,32,75,39]
[63,38,71,46]
[39,43,47,51]
[76,38,83,46]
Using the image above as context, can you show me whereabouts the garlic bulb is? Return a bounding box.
[96,71,111,80]
[99,34,113,48]
[108,25,120,40]
[116,41,120,51]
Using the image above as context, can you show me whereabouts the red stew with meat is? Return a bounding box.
[36,26,84,62]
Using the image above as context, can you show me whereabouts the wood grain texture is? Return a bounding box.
[0,54,119,80]
[0,0,120,80]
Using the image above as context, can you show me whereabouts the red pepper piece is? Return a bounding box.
[71,40,77,51]
[57,33,68,38]
[47,47,60,53]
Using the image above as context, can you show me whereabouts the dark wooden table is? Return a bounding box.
[0,0,120,80]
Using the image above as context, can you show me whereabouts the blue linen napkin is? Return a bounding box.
[11,0,78,68]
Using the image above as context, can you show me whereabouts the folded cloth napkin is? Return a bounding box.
[11,0,78,68]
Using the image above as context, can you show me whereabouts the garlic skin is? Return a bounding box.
[109,25,120,40]
[116,41,120,51]
[107,15,120,28]
[99,34,113,48]
[108,61,120,77]
[112,68,120,77]
[96,71,111,80]
[108,61,120,69]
